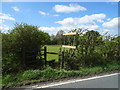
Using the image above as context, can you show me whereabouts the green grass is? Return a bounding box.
[46,45,61,61]
[2,63,119,88]
[41,45,60,61]
[42,45,68,61]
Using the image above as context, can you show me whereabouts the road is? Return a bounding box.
[31,73,119,88]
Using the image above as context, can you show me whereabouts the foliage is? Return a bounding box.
[21,70,42,80]
[2,53,22,75]
[2,23,50,75]
[62,28,120,69]
[64,49,80,70]
[46,45,61,61]
[2,25,120,88]
[50,30,64,45]
[2,63,119,88]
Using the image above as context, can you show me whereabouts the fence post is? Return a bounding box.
[61,51,64,69]
[44,46,47,66]
[76,32,78,49]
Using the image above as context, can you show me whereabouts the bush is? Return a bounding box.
[2,23,50,74]
[63,29,120,69]
[2,53,22,75]
[63,50,80,70]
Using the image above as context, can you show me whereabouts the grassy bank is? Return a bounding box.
[2,62,119,88]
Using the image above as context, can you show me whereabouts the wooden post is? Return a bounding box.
[44,46,47,66]
[76,32,78,49]
[58,48,62,69]
[61,51,64,69]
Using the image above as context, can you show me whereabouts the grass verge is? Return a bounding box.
[2,62,120,88]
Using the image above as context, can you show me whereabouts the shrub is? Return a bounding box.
[2,23,50,74]
[2,53,22,75]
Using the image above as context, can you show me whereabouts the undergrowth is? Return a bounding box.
[2,62,119,88]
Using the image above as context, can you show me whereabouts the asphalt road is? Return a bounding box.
[33,73,119,88]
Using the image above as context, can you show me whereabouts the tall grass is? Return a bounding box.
[2,62,119,88]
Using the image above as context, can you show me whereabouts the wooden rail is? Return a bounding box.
[41,53,45,56]
[40,49,44,51]
[62,45,76,49]
[63,32,76,36]
[47,52,58,55]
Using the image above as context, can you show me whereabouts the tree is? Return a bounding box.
[50,30,64,45]
[2,23,50,74]
[50,34,58,45]
[83,30,101,55]
[2,32,22,75]
[102,35,120,61]
[64,29,104,67]
[56,30,64,45]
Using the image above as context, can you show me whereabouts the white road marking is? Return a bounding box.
[31,73,119,88]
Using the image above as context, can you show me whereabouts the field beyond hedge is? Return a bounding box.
[46,45,61,61]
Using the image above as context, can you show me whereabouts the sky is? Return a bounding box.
[0,2,119,35]
[1,0,120,2]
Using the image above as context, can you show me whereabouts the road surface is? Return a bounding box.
[31,73,119,88]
